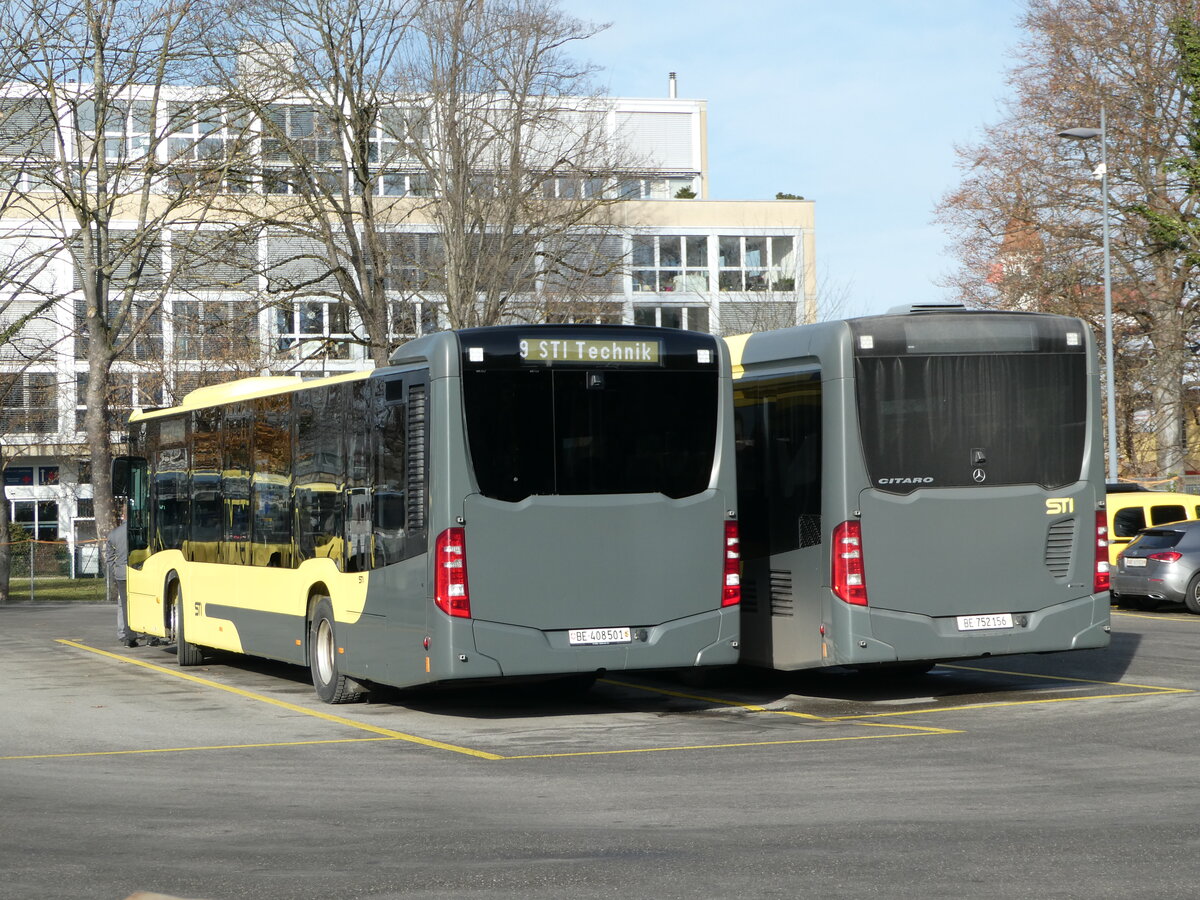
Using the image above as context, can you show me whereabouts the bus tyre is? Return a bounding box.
[1185,574,1200,615]
[172,586,204,667]
[308,596,363,704]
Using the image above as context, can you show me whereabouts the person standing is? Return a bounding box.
[106,505,136,647]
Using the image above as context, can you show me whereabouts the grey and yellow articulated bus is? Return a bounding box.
[116,325,741,702]
[725,305,1111,673]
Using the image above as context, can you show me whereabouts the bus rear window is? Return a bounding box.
[855,352,1087,493]
[463,367,718,501]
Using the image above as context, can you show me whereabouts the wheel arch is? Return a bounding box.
[163,570,182,634]
[304,581,333,651]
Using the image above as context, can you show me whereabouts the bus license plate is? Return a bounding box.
[568,627,632,646]
[956,613,1013,632]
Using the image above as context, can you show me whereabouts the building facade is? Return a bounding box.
[0,87,815,567]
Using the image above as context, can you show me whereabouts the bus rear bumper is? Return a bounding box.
[469,607,741,676]
[840,592,1111,665]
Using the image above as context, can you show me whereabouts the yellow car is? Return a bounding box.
[1106,486,1200,567]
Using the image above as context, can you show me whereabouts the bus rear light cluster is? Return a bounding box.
[434,527,471,618]
[1094,511,1110,593]
[722,520,741,607]
[832,520,868,606]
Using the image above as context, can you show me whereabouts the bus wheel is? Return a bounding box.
[1185,575,1200,615]
[308,596,363,704]
[171,585,204,667]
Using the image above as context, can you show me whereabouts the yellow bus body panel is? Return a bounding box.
[126,553,371,654]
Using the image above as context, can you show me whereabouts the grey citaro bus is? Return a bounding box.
[726,305,1111,672]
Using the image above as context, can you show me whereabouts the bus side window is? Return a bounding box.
[345,381,372,573]
[190,406,223,564]
[295,383,346,569]
[1112,507,1146,538]
[221,404,252,565]
[251,394,293,568]
[371,378,406,569]
[154,416,189,553]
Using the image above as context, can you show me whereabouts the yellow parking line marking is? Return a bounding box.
[1113,610,1200,622]
[600,678,955,735]
[826,689,1185,720]
[0,737,397,762]
[942,663,1192,694]
[502,728,961,760]
[56,640,502,760]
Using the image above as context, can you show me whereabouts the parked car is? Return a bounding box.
[1111,519,1200,612]
[1105,490,1200,567]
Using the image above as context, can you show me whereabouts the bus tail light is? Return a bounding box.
[434,527,471,618]
[722,520,741,607]
[1094,511,1110,592]
[832,520,868,606]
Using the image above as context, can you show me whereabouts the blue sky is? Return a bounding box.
[558,0,1025,317]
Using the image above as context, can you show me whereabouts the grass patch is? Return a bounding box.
[5,577,109,603]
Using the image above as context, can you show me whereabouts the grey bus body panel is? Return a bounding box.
[858,484,1099,618]
[463,491,729,629]
[471,607,740,676]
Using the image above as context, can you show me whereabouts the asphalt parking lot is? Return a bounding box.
[3,601,1200,900]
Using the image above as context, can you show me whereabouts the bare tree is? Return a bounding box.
[937,0,1200,479]
[395,0,635,328]
[204,0,421,367]
[0,0,247,542]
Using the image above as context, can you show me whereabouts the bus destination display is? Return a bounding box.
[518,337,661,364]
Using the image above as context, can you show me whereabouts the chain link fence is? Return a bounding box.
[1,539,109,603]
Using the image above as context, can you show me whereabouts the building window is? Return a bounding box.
[388,301,441,341]
[174,298,260,360]
[275,300,352,359]
[718,235,797,292]
[1,373,57,434]
[165,102,249,192]
[632,305,709,332]
[76,372,162,433]
[262,104,340,194]
[77,99,152,162]
[540,175,605,200]
[631,235,709,293]
[616,176,696,200]
[12,499,58,541]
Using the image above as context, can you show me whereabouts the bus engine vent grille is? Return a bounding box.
[741,579,758,614]
[770,570,794,617]
[406,383,427,530]
[1044,518,1075,578]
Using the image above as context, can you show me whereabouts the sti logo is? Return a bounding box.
[1045,498,1075,515]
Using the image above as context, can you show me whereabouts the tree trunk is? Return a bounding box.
[85,331,116,544]
[1149,290,1187,479]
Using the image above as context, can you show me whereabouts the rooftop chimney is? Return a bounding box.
[668,72,677,99]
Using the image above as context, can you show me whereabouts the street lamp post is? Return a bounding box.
[1059,104,1119,483]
